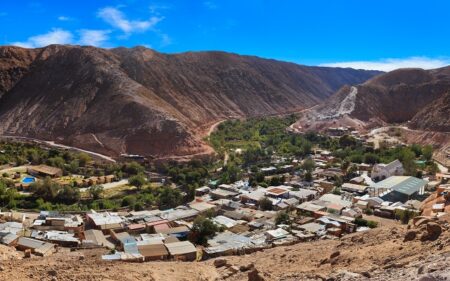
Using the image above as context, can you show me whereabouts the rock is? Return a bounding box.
[330,251,340,259]
[415,217,432,227]
[418,265,425,274]
[404,229,418,241]
[79,256,85,260]
[239,263,255,272]
[248,268,265,281]
[48,270,58,276]
[213,258,228,268]
[229,266,239,274]
[426,223,442,240]
[320,258,329,265]
[360,271,371,278]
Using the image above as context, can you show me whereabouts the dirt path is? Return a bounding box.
[0,135,116,163]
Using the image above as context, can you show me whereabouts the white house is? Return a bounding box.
[371,159,404,181]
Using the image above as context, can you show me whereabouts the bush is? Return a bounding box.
[275,211,291,225]
[259,197,273,211]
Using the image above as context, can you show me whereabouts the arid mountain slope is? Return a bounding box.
[0,45,379,157]
[295,66,450,133]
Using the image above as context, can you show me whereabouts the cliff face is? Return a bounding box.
[0,45,379,157]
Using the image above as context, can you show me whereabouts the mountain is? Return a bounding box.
[0,45,379,158]
[296,66,450,132]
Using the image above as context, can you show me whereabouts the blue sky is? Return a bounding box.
[1,0,449,70]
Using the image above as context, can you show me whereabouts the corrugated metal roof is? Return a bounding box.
[165,241,196,255]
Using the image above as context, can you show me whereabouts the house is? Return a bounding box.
[265,228,289,240]
[210,189,239,200]
[0,232,19,246]
[371,160,404,181]
[31,230,80,247]
[341,183,368,194]
[156,226,190,239]
[298,222,325,235]
[189,201,217,214]
[27,165,63,178]
[265,186,290,199]
[138,244,169,261]
[86,212,124,231]
[296,202,327,217]
[240,188,266,205]
[204,231,257,257]
[195,186,211,196]
[83,229,115,249]
[318,194,352,208]
[165,241,197,261]
[16,237,55,256]
[370,176,427,203]
[213,216,238,228]
[289,189,318,202]
[314,179,334,193]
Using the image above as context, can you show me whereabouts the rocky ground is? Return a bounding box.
[1,215,449,280]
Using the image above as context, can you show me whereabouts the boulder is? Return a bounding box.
[426,222,442,241]
[248,268,265,281]
[213,259,228,268]
[404,229,418,242]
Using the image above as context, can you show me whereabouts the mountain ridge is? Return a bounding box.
[0,45,380,157]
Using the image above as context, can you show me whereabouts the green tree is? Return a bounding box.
[56,186,80,204]
[88,185,104,200]
[422,145,433,161]
[78,153,92,167]
[129,174,146,190]
[301,159,315,172]
[189,216,219,245]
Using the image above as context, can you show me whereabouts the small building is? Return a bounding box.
[265,228,289,240]
[371,160,404,181]
[83,229,115,249]
[165,241,197,261]
[27,165,63,178]
[16,237,55,256]
[210,189,239,200]
[371,176,427,203]
[195,186,211,196]
[138,244,169,261]
[265,186,290,199]
[289,189,318,202]
[341,183,369,194]
[86,212,124,231]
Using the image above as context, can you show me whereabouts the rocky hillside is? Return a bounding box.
[0,45,379,158]
[295,66,450,133]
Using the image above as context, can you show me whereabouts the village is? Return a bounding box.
[0,120,449,264]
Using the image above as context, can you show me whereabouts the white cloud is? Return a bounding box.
[320,57,450,72]
[11,28,73,48]
[78,29,110,47]
[57,16,72,21]
[97,7,163,34]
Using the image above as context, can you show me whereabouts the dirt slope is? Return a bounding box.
[0,45,379,158]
